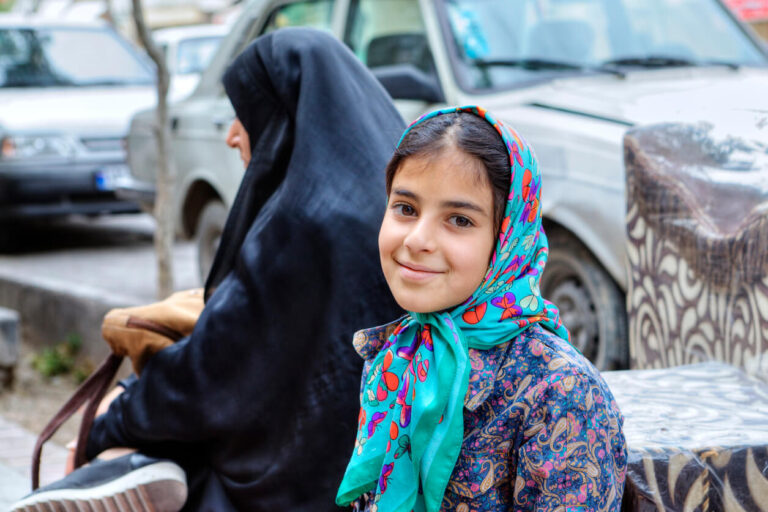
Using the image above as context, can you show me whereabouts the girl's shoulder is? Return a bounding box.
[464,324,617,415]
[502,324,621,413]
[353,316,409,406]
[352,315,408,361]
[513,323,603,378]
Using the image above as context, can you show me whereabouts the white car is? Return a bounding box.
[152,24,229,102]
[124,0,768,370]
[0,16,156,233]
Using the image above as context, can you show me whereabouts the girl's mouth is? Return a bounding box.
[396,260,444,281]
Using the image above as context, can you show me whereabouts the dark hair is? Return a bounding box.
[385,112,510,231]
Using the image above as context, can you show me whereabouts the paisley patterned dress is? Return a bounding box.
[351,319,627,512]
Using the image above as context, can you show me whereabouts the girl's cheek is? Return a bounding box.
[378,217,399,254]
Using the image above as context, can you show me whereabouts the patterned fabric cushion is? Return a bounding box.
[624,122,768,376]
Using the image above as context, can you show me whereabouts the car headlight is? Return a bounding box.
[0,134,79,159]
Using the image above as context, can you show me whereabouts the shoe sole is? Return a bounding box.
[11,461,187,512]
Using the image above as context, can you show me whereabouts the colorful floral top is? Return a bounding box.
[350,319,627,512]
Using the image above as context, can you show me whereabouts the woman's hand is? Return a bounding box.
[65,386,130,474]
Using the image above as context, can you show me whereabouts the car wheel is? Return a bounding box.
[195,200,227,285]
[540,228,628,370]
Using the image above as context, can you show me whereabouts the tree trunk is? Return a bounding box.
[131,0,175,299]
[103,0,116,28]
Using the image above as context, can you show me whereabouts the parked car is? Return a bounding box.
[152,24,228,102]
[124,0,768,370]
[0,16,156,232]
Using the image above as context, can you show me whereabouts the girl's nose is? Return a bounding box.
[403,218,437,253]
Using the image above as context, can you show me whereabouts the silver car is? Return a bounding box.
[125,0,768,370]
[0,16,156,230]
[152,24,229,102]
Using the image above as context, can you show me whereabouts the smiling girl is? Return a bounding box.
[336,106,627,511]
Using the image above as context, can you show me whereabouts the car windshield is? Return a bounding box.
[176,36,222,75]
[0,26,153,88]
[439,0,768,91]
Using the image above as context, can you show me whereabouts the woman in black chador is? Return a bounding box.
[14,28,404,511]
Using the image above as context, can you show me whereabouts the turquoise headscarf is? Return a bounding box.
[336,106,570,512]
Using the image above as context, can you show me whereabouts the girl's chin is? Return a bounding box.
[394,296,436,314]
[393,295,467,315]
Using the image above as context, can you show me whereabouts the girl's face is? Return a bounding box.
[379,147,496,313]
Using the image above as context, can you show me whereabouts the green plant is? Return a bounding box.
[32,334,87,380]
[72,361,94,384]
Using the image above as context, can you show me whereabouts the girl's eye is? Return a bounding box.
[449,215,474,228]
[393,203,416,216]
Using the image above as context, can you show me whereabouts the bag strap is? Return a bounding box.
[31,303,192,490]
[31,353,123,490]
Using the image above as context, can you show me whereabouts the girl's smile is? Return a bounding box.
[395,259,446,281]
[379,147,496,313]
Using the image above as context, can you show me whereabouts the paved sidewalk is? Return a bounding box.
[0,415,68,509]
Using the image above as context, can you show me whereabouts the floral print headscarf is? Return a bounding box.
[337,106,570,512]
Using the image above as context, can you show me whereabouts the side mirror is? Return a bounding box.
[365,33,444,103]
[372,64,445,103]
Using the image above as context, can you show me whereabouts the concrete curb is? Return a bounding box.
[0,307,19,388]
[0,236,196,364]
[0,273,127,364]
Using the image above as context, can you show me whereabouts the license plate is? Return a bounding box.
[95,165,131,191]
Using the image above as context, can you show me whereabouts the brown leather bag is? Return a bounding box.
[101,288,204,375]
[31,289,205,489]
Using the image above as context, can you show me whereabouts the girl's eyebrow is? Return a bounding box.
[391,188,419,200]
[392,189,487,216]
[441,200,487,216]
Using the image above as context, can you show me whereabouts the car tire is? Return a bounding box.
[195,199,227,285]
[541,228,628,370]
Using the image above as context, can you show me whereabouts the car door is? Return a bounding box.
[341,0,443,123]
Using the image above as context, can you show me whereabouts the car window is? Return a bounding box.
[0,27,153,88]
[177,36,224,75]
[209,1,333,98]
[260,0,335,35]
[618,0,764,63]
[344,0,435,73]
[440,0,768,92]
